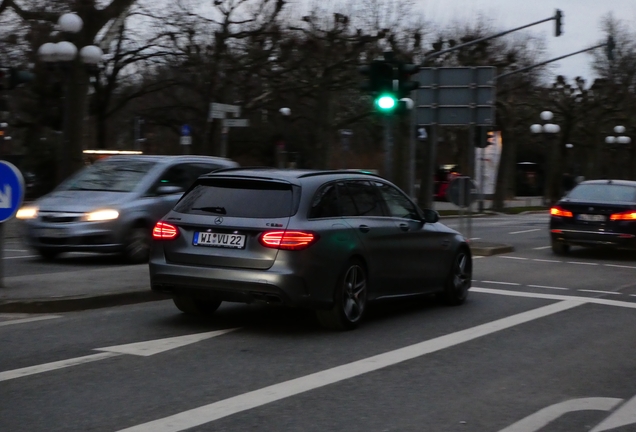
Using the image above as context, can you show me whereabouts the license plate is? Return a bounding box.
[38,228,67,238]
[194,232,246,249]
[578,214,606,222]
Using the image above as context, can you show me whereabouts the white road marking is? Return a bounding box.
[509,229,541,235]
[117,301,581,432]
[481,281,521,286]
[470,237,481,240]
[604,264,636,270]
[0,315,61,327]
[4,249,29,252]
[0,352,122,382]
[472,287,636,309]
[95,328,238,357]
[3,255,39,260]
[0,329,238,382]
[533,246,552,250]
[499,256,529,260]
[532,259,560,263]
[499,397,623,432]
[473,256,485,259]
[567,261,599,266]
[578,289,621,295]
[591,394,636,431]
[528,285,569,291]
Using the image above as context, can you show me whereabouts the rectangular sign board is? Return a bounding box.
[209,103,241,120]
[223,118,249,128]
[415,66,496,126]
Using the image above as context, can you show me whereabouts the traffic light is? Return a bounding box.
[0,122,6,140]
[474,127,497,148]
[397,63,419,98]
[606,35,616,61]
[555,9,563,37]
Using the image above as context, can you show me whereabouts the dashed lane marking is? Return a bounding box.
[0,315,61,327]
[499,256,529,260]
[481,281,520,286]
[472,287,636,309]
[528,285,570,291]
[533,259,560,263]
[578,289,622,296]
[533,246,552,250]
[568,261,599,266]
[509,229,541,235]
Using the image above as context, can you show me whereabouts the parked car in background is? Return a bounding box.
[550,179,636,255]
[16,155,238,262]
[149,168,472,330]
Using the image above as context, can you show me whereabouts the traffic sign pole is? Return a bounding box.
[0,161,25,288]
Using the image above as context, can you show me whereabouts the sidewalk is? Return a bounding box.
[0,197,545,314]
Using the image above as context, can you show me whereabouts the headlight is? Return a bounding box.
[16,206,39,220]
[82,209,119,222]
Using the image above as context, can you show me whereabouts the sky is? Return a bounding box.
[419,0,636,84]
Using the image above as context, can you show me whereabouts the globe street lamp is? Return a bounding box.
[530,111,561,204]
[36,13,103,182]
[605,125,632,178]
[277,107,291,168]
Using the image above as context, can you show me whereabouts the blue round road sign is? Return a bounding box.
[0,161,25,223]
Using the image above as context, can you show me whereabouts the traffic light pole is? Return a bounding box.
[384,114,394,181]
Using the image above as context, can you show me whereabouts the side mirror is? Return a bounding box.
[422,209,439,223]
[156,185,183,195]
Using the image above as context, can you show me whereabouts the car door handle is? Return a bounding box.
[399,223,410,232]
[359,225,370,233]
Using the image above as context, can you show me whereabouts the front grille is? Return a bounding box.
[40,213,82,223]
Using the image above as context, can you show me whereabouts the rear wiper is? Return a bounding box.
[192,206,227,214]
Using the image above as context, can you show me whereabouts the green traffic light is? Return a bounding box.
[376,94,396,110]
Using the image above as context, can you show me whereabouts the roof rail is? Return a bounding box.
[209,166,275,174]
[297,169,382,179]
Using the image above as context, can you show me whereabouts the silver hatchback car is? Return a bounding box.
[16,155,238,262]
[150,168,472,330]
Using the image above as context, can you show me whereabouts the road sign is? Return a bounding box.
[223,118,249,128]
[416,67,496,126]
[0,160,24,223]
[181,124,191,136]
[209,103,241,121]
[447,176,478,208]
[180,136,192,146]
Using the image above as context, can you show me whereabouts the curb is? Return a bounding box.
[470,242,515,256]
[0,290,170,314]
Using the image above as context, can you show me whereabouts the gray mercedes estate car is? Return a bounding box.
[149,168,472,330]
[17,155,238,262]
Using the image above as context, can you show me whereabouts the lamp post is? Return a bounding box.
[530,110,561,204]
[277,107,291,168]
[605,125,632,179]
[36,13,103,182]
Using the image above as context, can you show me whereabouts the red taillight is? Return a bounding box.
[152,221,179,240]
[610,211,636,221]
[259,230,318,250]
[550,206,573,217]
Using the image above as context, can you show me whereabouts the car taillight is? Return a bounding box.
[610,211,636,221]
[152,221,179,240]
[550,206,573,217]
[259,230,318,250]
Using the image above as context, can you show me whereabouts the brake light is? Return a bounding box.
[550,206,573,217]
[259,230,318,250]
[152,221,179,240]
[610,211,636,221]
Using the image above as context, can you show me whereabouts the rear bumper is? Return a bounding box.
[551,229,636,248]
[149,254,325,309]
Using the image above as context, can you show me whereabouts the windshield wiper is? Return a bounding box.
[192,206,227,214]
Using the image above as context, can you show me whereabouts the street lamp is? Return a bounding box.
[530,110,561,204]
[277,107,291,168]
[605,125,632,178]
[36,13,103,182]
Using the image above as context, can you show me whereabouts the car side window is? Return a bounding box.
[308,183,340,219]
[150,164,192,195]
[337,182,358,217]
[374,182,420,219]
[343,181,385,217]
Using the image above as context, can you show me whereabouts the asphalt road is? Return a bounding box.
[3,213,636,431]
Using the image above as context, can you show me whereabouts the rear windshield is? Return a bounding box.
[61,159,157,192]
[174,179,296,218]
[567,184,636,203]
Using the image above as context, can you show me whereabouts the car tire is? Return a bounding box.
[551,240,570,255]
[316,259,368,331]
[37,248,60,261]
[440,248,472,306]
[123,226,151,264]
[173,296,222,316]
